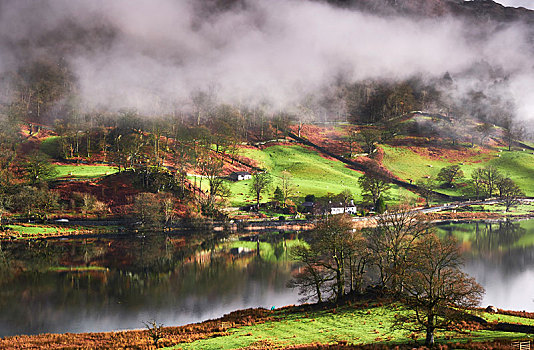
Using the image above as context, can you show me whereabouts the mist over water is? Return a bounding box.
[0,0,532,124]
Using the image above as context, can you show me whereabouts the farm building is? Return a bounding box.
[330,206,358,215]
[229,171,252,181]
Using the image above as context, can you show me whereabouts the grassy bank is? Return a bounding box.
[1,300,531,349]
[168,301,531,349]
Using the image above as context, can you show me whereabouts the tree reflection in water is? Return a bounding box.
[0,231,301,337]
[438,219,534,312]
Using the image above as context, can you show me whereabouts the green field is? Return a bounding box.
[226,145,417,207]
[6,225,79,236]
[381,145,534,197]
[168,303,530,350]
[53,164,118,179]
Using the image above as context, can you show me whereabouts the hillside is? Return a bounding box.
[330,0,534,22]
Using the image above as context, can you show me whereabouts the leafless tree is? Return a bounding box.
[366,208,431,293]
[289,214,367,302]
[395,234,484,347]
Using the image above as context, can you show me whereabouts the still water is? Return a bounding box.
[0,219,533,337]
[0,231,301,337]
[438,219,534,312]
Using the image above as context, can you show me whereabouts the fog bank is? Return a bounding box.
[0,0,532,123]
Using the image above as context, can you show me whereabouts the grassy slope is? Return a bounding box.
[40,136,118,179]
[168,303,529,350]
[227,145,416,207]
[39,136,61,158]
[381,144,534,197]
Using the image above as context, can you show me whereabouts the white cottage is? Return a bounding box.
[229,171,252,181]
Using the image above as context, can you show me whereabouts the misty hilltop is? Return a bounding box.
[328,0,534,22]
[0,0,532,128]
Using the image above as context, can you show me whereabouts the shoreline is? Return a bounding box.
[1,299,533,349]
[1,210,533,240]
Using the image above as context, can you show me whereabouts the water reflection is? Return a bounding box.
[0,232,301,337]
[2,220,533,337]
[437,219,534,312]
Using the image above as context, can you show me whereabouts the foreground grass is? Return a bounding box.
[229,145,417,207]
[167,302,530,350]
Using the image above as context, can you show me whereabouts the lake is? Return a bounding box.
[1,219,533,337]
[438,219,534,312]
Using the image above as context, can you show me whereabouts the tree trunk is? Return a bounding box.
[425,328,434,346]
[426,313,435,346]
[315,276,322,303]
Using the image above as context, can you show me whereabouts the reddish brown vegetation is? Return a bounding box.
[0,308,273,350]
[473,308,534,321]
[387,137,495,163]
[52,173,140,215]
[290,124,360,156]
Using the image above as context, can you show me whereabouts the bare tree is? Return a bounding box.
[132,193,163,228]
[468,168,485,200]
[358,128,381,155]
[366,208,431,293]
[199,154,230,212]
[288,244,328,303]
[395,234,484,347]
[475,122,493,145]
[280,170,296,207]
[480,165,502,198]
[502,116,524,151]
[289,214,367,302]
[416,177,435,207]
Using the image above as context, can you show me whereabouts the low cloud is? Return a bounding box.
[0,0,532,124]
